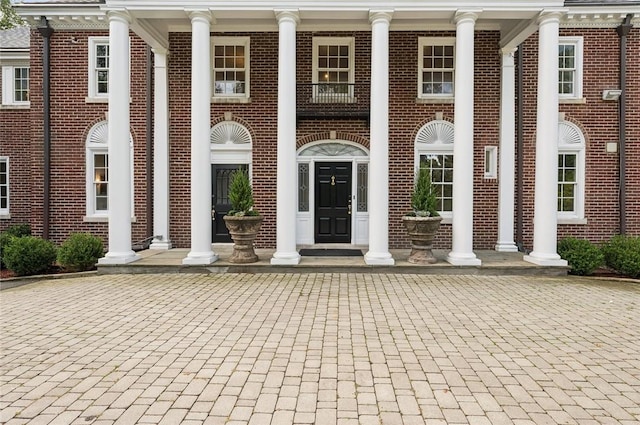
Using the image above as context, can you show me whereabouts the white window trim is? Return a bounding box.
[484,146,497,179]
[1,65,30,108]
[558,36,584,102]
[312,37,356,102]
[417,37,456,101]
[87,37,110,102]
[84,121,134,221]
[211,36,251,102]
[0,157,9,218]
[557,121,586,224]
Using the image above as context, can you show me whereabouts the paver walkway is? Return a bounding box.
[1,273,639,425]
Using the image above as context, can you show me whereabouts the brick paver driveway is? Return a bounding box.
[1,273,639,425]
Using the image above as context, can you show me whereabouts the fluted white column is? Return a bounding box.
[525,12,567,266]
[495,48,518,252]
[447,11,481,266]
[365,10,394,266]
[99,11,139,265]
[183,11,217,265]
[271,10,301,265]
[150,48,172,250]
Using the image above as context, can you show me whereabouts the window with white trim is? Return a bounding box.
[312,37,355,102]
[85,121,134,219]
[0,157,8,216]
[558,37,583,100]
[88,37,110,99]
[212,37,250,99]
[557,121,585,221]
[418,37,455,98]
[1,65,30,106]
[415,120,455,216]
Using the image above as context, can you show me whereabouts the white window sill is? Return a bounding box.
[0,213,10,219]
[212,97,251,104]
[559,97,586,104]
[416,97,454,104]
[85,97,133,104]
[0,104,30,110]
[83,216,137,223]
[558,217,587,225]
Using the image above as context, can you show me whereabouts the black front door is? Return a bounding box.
[212,164,247,243]
[315,162,352,243]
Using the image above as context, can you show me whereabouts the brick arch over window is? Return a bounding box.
[297,132,370,150]
[559,114,589,146]
[411,114,454,142]
[211,114,257,144]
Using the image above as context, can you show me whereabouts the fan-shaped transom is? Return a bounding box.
[558,121,585,147]
[86,121,132,146]
[210,121,252,145]
[415,120,455,145]
[299,142,367,157]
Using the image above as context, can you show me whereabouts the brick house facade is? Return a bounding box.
[1,0,638,266]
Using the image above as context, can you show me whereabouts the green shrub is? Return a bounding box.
[557,237,604,276]
[602,235,640,279]
[0,224,32,268]
[57,233,104,271]
[3,236,57,276]
[228,169,258,216]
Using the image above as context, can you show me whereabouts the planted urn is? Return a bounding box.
[223,169,263,263]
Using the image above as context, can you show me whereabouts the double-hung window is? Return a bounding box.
[1,65,30,107]
[558,37,583,100]
[85,121,134,220]
[312,37,355,103]
[557,121,586,222]
[88,37,110,100]
[212,36,250,100]
[0,157,8,216]
[418,37,455,99]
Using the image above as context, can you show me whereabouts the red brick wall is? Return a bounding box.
[15,29,151,248]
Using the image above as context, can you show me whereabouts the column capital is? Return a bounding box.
[275,9,300,25]
[500,46,517,57]
[537,9,564,26]
[369,10,393,25]
[152,48,169,67]
[187,9,214,25]
[107,9,132,25]
[454,10,479,25]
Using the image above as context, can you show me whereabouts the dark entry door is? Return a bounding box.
[315,162,352,243]
[212,164,247,243]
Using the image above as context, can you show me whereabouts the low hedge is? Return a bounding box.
[3,236,57,276]
[57,233,104,271]
[557,237,604,276]
[602,235,640,279]
[0,224,32,268]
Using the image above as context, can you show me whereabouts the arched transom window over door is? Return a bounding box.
[415,119,455,217]
[557,120,586,223]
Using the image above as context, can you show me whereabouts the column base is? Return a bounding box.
[271,251,301,265]
[98,251,141,265]
[494,242,519,252]
[182,251,218,265]
[150,238,172,250]
[364,251,395,266]
[446,252,482,266]
[524,253,568,266]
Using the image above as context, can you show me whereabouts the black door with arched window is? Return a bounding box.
[315,162,352,243]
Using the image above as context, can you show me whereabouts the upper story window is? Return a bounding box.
[0,157,8,216]
[88,37,110,100]
[312,37,355,102]
[418,37,455,99]
[212,36,250,100]
[558,37,583,100]
[1,65,30,107]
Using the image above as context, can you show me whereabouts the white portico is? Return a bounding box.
[25,0,572,266]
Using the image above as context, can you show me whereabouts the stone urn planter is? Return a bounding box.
[402,215,442,264]
[223,215,263,263]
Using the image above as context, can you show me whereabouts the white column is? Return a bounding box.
[271,10,301,265]
[150,48,172,250]
[525,12,567,266]
[364,10,394,266]
[99,11,139,265]
[495,48,518,252]
[447,11,481,266]
[183,11,217,265]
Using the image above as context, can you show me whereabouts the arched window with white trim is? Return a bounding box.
[557,121,586,222]
[85,121,133,220]
[415,120,455,217]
